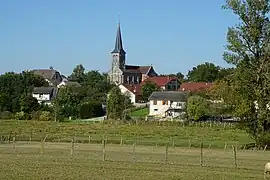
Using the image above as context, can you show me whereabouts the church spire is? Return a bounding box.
[111,22,126,54]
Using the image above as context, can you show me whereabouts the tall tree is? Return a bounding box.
[69,64,86,83]
[222,0,270,146]
[187,95,210,121]
[141,82,160,101]
[187,62,221,82]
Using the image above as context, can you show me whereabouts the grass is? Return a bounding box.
[130,107,149,117]
[0,120,253,149]
[0,142,267,179]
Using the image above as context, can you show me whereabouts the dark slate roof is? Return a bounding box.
[32,69,57,80]
[124,65,153,74]
[33,87,55,94]
[111,23,126,54]
[148,91,187,101]
[64,81,81,87]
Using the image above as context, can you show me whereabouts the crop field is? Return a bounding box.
[0,141,268,180]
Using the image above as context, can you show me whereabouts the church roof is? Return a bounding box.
[111,23,126,54]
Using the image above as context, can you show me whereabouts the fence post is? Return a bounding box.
[102,139,106,161]
[264,145,268,152]
[200,142,203,167]
[88,135,91,144]
[70,138,74,156]
[172,139,175,148]
[40,138,44,154]
[132,141,136,162]
[232,145,237,168]
[29,133,32,144]
[224,142,227,151]
[120,136,123,146]
[189,139,191,149]
[165,143,168,164]
[12,136,16,150]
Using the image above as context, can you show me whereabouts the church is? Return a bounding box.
[107,23,158,85]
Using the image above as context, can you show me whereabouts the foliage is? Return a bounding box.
[187,95,209,121]
[80,102,104,119]
[19,94,40,114]
[141,81,160,101]
[106,86,130,120]
[187,62,233,82]
[39,111,52,121]
[222,0,270,144]
[0,111,12,119]
[68,64,86,83]
[14,111,30,120]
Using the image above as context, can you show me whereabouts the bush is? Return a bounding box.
[31,111,41,120]
[39,111,52,121]
[80,102,105,119]
[14,111,30,120]
[0,111,12,119]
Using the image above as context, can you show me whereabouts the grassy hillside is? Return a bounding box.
[130,107,149,117]
[0,120,252,149]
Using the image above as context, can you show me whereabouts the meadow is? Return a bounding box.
[0,120,267,180]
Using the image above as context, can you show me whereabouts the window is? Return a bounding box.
[154,109,158,111]
[162,100,167,105]
[137,77,140,83]
[131,76,135,84]
[127,76,130,84]
[153,100,157,105]
[39,94,43,98]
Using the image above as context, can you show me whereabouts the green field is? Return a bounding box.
[0,141,268,179]
[0,120,252,149]
[130,107,149,117]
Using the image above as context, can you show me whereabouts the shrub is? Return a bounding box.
[14,111,30,120]
[0,111,12,119]
[31,111,41,120]
[80,102,104,119]
[39,111,52,121]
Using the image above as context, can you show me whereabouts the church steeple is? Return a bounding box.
[111,23,126,54]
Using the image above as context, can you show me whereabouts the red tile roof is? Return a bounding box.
[121,84,142,95]
[179,82,212,92]
[141,76,178,86]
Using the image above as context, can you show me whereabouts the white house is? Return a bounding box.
[148,91,187,118]
[32,87,58,105]
[118,84,142,104]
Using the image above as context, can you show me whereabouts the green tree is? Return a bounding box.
[106,86,128,120]
[187,62,221,82]
[20,94,40,114]
[187,95,209,121]
[222,0,270,145]
[69,64,86,83]
[141,82,160,101]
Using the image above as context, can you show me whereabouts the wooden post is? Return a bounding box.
[8,133,10,144]
[172,139,175,148]
[120,136,123,145]
[264,145,268,152]
[12,136,16,150]
[165,143,168,164]
[208,144,212,149]
[243,144,246,151]
[189,139,191,149]
[224,142,227,151]
[232,145,237,168]
[70,138,74,156]
[200,142,203,167]
[102,140,106,161]
[132,141,136,162]
[29,133,32,144]
[88,135,91,144]
[40,138,44,154]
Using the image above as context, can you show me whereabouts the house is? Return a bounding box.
[118,84,142,104]
[32,87,58,105]
[107,23,158,85]
[57,80,81,88]
[179,82,212,92]
[32,67,63,86]
[148,91,187,118]
[141,76,181,91]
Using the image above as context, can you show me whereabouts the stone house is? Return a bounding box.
[32,87,58,105]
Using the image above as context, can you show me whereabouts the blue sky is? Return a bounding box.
[0,0,238,76]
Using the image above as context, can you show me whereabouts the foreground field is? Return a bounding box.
[0,120,252,149]
[0,142,267,179]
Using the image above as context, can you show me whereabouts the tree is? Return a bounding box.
[187,62,221,82]
[69,64,86,83]
[222,0,270,146]
[106,86,127,120]
[187,95,210,121]
[20,94,40,114]
[141,82,160,101]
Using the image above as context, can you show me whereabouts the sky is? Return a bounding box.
[0,0,238,76]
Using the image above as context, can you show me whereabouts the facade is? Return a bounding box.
[148,91,187,118]
[32,87,58,105]
[118,84,142,104]
[108,23,158,85]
